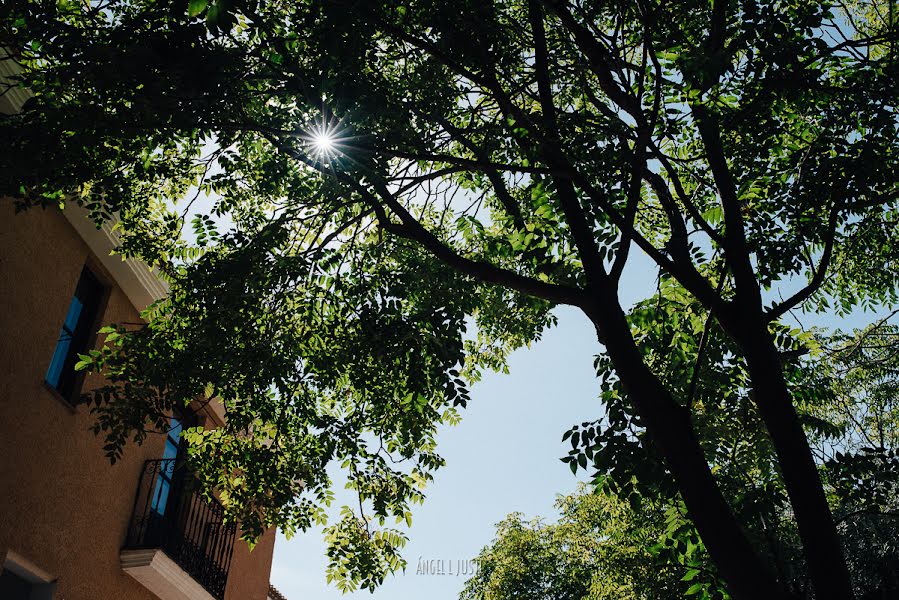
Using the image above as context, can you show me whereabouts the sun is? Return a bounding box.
[312,132,335,153]
[304,113,346,165]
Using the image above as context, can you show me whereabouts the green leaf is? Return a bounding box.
[188,0,208,16]
[74,353,92,371]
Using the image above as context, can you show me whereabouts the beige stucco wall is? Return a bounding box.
[226,527,277,600]
[0,201,275,600]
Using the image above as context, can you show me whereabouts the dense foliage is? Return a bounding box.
[2,0,898,597]
[461,485,683,600]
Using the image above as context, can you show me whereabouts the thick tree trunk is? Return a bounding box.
[737,319,855,600]
[693,105,855,599]
[585,295,791,600]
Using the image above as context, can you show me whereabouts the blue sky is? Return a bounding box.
[270,305,603,599]
[269,255,659,599]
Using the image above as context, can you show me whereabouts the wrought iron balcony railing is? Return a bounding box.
[125,458,237,600]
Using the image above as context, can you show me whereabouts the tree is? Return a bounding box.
[814,320,899,598]
[460,485,684,600]
[2,1,898,597]
[470,315,899,600]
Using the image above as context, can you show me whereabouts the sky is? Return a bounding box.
[270,305,603,599]
[269,257,658,600]
[266,256,889,600]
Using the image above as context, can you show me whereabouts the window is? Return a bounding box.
[0,554,56,600]
[0,570,32,600]
[150,417,184,516]
[45,266,105,402]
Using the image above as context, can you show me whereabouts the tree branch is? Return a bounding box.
[692,105,761,310]
[766,198,843,322]
[263,131,586,306]
[542,0,642,120]
[366,179,589,307]
[528,0,607,287]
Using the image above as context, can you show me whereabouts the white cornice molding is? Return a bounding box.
[0,47,32,114]
[2,549,56,584]
[61,202,169,312]
[121,549,216,600]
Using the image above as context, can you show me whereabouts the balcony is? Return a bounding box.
[121,459,237,600]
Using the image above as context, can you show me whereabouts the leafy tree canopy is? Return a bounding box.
[461,484,682,600]
[1,0,898,597]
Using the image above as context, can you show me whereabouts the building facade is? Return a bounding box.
[0,200,278,599]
